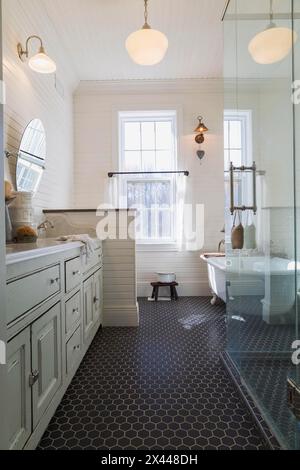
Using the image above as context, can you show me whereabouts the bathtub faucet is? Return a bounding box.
[218,239,225,253]
[37,219,54,232]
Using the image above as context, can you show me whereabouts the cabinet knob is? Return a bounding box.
[50,278,59,285]
[73,270,81,276]
[94,297,99,304]
[72,308,79,314]
[29,370,40,387]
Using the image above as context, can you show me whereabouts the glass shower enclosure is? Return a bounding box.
[223,0,300,449]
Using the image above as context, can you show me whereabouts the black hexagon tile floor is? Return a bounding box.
[38,297,268,450]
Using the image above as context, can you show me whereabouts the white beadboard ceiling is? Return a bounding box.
[40,0,225,81]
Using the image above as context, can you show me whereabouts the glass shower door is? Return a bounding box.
[292,0,300,449]
[224,0,300,449]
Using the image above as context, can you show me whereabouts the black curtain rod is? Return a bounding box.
[20,149,45,162]
[108,171,189,178]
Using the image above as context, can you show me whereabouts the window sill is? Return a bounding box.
[136,243,179,253]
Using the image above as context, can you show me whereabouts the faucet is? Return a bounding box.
[37,219,54,232]
[218,239,225,253]
[218,226,226,253]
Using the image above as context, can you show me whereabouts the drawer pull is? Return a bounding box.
[50,278,59,285]
[73,270,81,276]
[29,370,40,387]
[72,308,79,315]
[73,345,80,351]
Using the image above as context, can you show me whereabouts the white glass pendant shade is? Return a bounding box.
[249,24,297,65]
[126,27,168,66]
[29,49,56,74]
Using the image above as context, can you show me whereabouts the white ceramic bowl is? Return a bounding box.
[157,273,176,283]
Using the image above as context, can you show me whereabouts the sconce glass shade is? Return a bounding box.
[29,49,56,74]
[126,27,168,66]
[194,118,208,134]
[248,23,297,65]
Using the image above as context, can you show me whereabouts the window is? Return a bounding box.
[224,110,253,236]
[119,111,177,244]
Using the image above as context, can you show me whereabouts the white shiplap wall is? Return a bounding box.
[74,79,225,297]
[3,0,78,219]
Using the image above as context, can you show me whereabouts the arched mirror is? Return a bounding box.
[16,119,46,193]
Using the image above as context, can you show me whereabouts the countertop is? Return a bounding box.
[6,238,100,265]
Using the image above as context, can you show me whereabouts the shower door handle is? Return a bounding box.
[229,162,257,215]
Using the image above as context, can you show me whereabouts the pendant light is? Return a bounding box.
[126,0,169,66]
[248,0,297,65]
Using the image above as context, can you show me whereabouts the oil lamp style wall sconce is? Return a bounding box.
[194,116,208,161]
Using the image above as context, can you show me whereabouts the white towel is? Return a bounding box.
[61,234,98,261]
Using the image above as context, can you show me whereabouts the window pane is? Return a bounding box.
[124,151,141,171]
[156,150,173,171]
[229,120,242,149]
[159,209,172,239]
[156,121,173,150]
[124,122,141,150]
[142,151,156,171]
[127,180,172,241]
[229,149,242,167]
[156,181,171,206]
[141,122,155,150]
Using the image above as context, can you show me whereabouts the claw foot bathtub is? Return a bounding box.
[200,254,226,305]
[201,253,300,323]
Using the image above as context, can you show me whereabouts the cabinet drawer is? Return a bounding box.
[7,265,60,325]
[65,257,82,293]
[66,326,82,375]
[65,291,81,335]
[82,248,102,274]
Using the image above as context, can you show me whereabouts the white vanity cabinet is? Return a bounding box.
[5,240,103,450]
[31,302,62,429]
[83,268,103,342]
[7,328,31,450]
[93,268,103,325]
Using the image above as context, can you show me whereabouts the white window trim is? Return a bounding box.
[224,110,253,242]
[224,109,253,168]
[118,110,179,246]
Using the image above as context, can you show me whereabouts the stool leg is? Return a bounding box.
[170,286,175,301]
[155,286,159,302]
[151,287,156,299]
[174,287,179,301]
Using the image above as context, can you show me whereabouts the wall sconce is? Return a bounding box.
[194,116,208,161]
[17,36,57,74]
[194,116,209,144]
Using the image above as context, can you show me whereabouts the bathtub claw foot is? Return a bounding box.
[211,295,218,306]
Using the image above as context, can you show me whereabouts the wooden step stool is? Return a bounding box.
[151,282,179,302]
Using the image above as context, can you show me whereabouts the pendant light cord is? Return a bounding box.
[144,0,148,24]
[270,0,274,23]
[143,0,151,29]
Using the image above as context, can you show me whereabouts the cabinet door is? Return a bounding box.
[83,275,94,341]
[31,303,62,429]
[93,269,103,325]
[7,329,31,450]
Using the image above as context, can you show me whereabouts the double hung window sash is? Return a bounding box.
[119,112,177,244]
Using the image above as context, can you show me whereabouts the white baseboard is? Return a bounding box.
[137,281,211,298]
[103,303,140,327]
